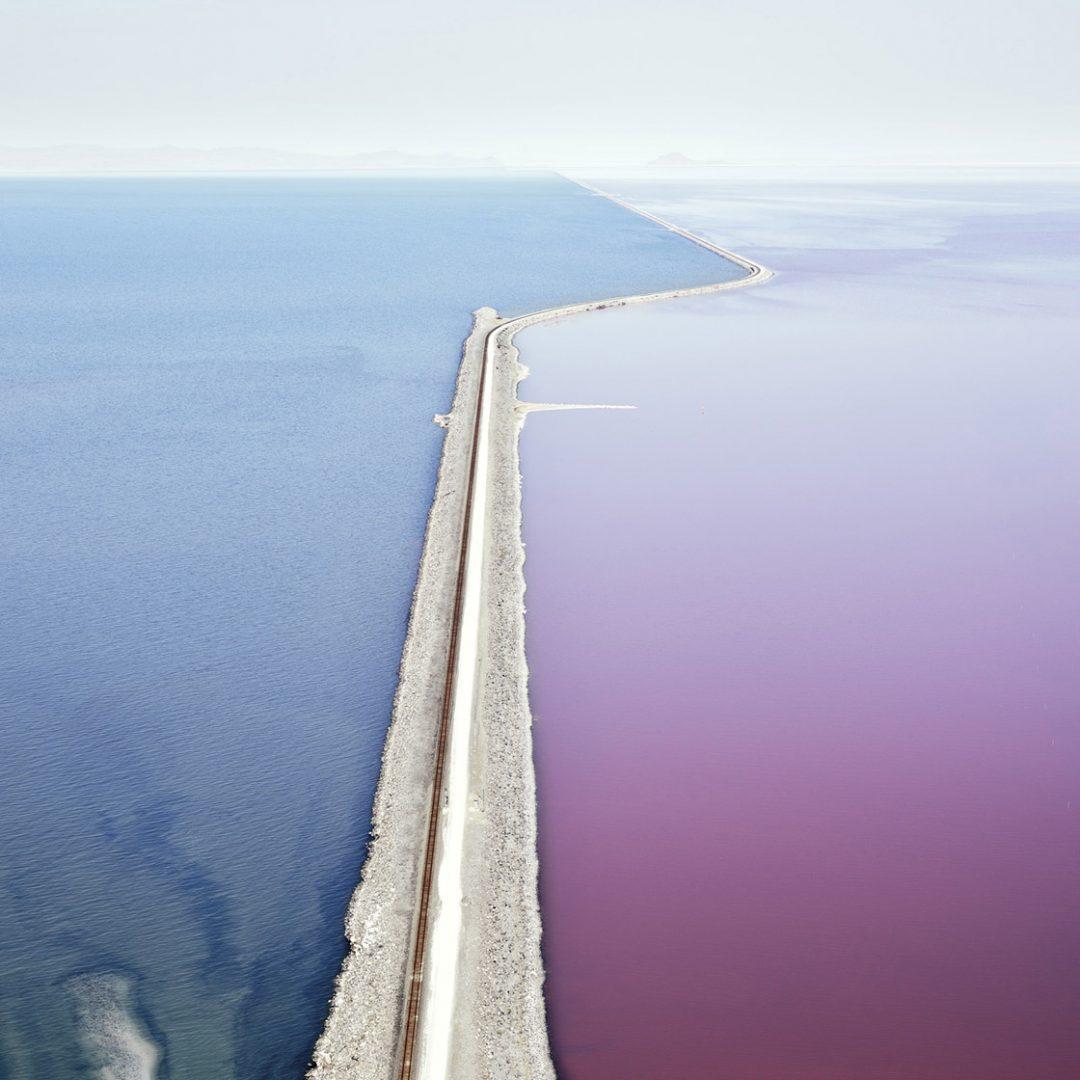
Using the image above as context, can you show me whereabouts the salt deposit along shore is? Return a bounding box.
[309,188,772,1080]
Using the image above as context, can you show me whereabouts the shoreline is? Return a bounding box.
[310,185,772,1079]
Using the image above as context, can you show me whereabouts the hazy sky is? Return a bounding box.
[2,0,1077,164]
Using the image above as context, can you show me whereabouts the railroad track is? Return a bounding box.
[397,313,496,1080]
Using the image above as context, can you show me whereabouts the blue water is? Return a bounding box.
[0,175,736,1079]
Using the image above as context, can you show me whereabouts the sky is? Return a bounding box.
[1,0,1078,166]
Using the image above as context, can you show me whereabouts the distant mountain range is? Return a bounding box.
[648,152,726,167]
[0,145,505,175]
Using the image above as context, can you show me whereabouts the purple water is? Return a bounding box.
[520,177,1080,1079]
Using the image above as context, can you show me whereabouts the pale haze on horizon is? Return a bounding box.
[1,0,1078,166]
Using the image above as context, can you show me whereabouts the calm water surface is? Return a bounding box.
[0,175,732,1079]
[522,175,1080,1079]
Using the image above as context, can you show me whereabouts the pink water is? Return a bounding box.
[521,178,1080,1079]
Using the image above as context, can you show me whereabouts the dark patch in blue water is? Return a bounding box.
[0,175,737,1078]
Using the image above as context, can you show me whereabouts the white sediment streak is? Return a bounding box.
[310,182,773,1080]
[66,973,160,1080]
